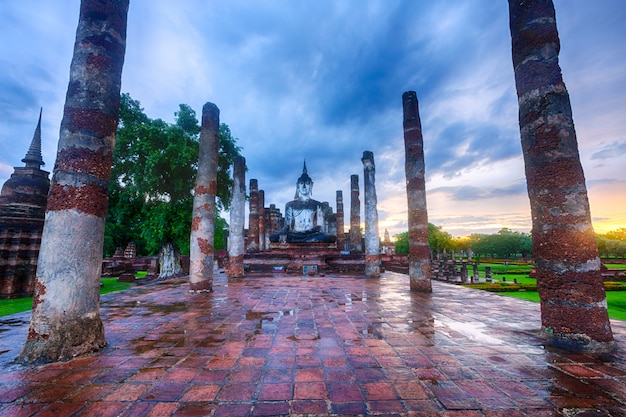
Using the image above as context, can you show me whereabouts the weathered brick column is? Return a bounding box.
[247,179,259,252]
[509,0,614,351]
[403,91,433,292]
[189,102,220,292]
[227,156,246,278]
[336,190,345,251]
[349,174,362,253]
[258,190,266,251]
[361,151,380,277]
[19,0,129,363]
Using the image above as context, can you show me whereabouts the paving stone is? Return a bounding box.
[1,272,625,416]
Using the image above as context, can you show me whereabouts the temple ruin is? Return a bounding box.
[8,0,616,365]
[0,110,50,298]
[240,160,376,276]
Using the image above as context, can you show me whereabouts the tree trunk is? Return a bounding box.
[158,242,182,280]
[18,0,129,363]
[509,0,614,351]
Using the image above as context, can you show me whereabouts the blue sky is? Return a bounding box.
[1,1,625,237]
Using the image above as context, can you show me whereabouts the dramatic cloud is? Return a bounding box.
[1,0,625,237]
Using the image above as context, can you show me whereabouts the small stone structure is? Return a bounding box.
[0,110,50,298]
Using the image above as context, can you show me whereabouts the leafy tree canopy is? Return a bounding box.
[104,93,242,257]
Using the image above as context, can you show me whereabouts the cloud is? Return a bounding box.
[2,0,625,238]
[590,140,626,161]
[429,182,527,202]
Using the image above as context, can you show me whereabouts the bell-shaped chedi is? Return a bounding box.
[0,109,50,299]
[1,108,50,208]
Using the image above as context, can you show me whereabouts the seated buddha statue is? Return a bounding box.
[269,162,337,244]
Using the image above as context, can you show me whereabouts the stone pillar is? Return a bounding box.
[247,179,259,252]
[18,0,129,364]
[258,190,266,251]
[189,102,220,293]
[349,174,362,253]
[267,204,283,235]
[403,91,433,292]
[227,156,245,278]
[361,151,380,278]
[509,0,614,351]
[336,190,345,252]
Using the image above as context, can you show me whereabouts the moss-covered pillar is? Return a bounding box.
[361,151,380,277]
[258,190,266,251]
[189,102,220,292]
[336,190,345,251]
[18,0,129,363]
[403,91,433,292]
[227,156,246,278]
[349,174,362,253]
[509,0,614,351]
[247,179,259,252]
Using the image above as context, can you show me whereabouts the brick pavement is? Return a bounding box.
[1,271,625,416]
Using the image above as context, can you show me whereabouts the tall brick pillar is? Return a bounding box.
[189,102,220,293]
[509,0,614,351]
[258,190,266,251]
[19,0,129,363]
[349,174,362,253]
[247,179,259,252]
[227,156,245,278]
[336,190,345,252]
[403,91,433,293]
[362,151,380,277]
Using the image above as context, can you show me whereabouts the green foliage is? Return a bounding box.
[494,290,626,321]
[596,234,626,259]
[393,231,408,255]
[469,228,532,259]
[464,282,538,292]
[604,228,626,242]
[428,223,454,254]
[104,93,241,257]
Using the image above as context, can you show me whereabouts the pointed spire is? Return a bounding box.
[302,159,307,175]
[22,108,45,168]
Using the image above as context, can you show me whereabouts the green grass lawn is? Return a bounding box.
[0,276,139,317]
[495,290,626,321]
[473,262,535,284]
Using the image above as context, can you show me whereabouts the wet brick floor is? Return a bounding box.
[1,271,625,416]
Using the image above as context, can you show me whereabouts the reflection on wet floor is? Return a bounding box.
[1,271,625,416]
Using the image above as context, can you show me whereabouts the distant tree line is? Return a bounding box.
[596,228,626,259]
[394,225,626,261]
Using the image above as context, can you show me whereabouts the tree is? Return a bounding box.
[105,94,241,277]
[428,223,453,257]
[394,232,409,255]
[605,228,626,243]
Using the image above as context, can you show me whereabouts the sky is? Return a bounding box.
[1,0,625,238]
